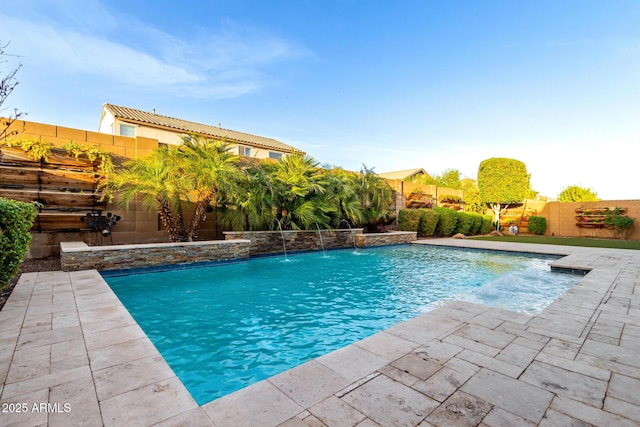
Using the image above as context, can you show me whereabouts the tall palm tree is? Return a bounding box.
[106,135,241,242]
[177,135,241,241]
[107,147,189,241]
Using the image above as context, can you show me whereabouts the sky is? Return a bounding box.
[1,0,639,200]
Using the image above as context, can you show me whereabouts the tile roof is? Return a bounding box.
[377,168,429,180]
[103,103,301,153]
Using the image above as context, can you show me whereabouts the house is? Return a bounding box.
[98,103,302,161]
[377,168,430,181]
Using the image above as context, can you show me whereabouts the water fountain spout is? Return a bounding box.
[314,222,326,256]
[275,219,287,258]
[339,219,358,251]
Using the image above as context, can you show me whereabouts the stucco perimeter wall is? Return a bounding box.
[356,231,417,247]
[60,239,250,272]
[4,119,221,256]
[541,200,640,240]
[5,119,158,159]
[224,229,365,256]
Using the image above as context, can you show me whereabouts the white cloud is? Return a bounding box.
[0,2,308,99]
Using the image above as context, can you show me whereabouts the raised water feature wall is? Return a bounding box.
[59,230,418,271]
[60,239,251,271]
[224,229,417,256]
[223,229,364,256]
[356,231,417,247]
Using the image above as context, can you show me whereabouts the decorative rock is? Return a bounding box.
[452,233,468,239]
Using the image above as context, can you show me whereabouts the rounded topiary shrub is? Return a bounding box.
[0,198,38,288]
[528,216,547,235]
[418,208,439,237]
[398,209,421,232]
[434,207,458,236]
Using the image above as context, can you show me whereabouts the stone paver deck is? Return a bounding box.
[2,239,640,426]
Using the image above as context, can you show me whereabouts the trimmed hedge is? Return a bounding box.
[454,212,474,235]
[398,209,421,232]
[418,208,439,237]
[434,207,458,237]
[528,216,547,235]
[0,198,38,288]
[398,208,440,237]
[480,215,493,234]
[469,213,483,235]
[400,208,494,237]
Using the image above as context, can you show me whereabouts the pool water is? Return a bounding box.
[104,245,579,405]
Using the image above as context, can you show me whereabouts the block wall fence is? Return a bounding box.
[3,119,218,257]
[3,118,640,259]
[540,200,640,240]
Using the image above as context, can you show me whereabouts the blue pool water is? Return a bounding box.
[104,245,580,405]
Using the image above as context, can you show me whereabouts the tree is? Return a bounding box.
[322,167,364,227]
[107,136,241,242]
[409,168,461,189]
[437,169,461,190]
[459,178,484,214]
[557,185,600,202]
[268,152,333,230]
[0,42,25,140]
[217,163,277,231]
[357,165,394,225]
[477,158,530,230]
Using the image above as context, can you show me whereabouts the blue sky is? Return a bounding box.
[1,0,639,200]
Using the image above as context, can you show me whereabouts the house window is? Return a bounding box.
[268,151,283,161]
[119,124,136,137]
[239,146,252,157]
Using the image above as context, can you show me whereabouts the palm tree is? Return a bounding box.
[269,152,334,230]
[177,135,241,241]
[107,135,241,242]
[322,167,364,227]
[218,163,277,231]
[107,147,189,241]
[357,165,394,225]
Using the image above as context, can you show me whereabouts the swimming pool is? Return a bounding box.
[104,245,580,405]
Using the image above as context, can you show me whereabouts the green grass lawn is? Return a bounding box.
[470,235,640,250]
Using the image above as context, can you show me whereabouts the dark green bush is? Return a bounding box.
[528,216,547,235]
[454,212,474,235]
[0,198,38,288]
[398,209,421,232]
[469,213,483,235]
[480,215,493,234]
[434,207,458,236]
[418,208,439,237]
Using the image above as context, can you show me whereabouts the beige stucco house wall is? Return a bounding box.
[98,103,302,161]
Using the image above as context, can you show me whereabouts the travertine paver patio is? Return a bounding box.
[1,239,640,426]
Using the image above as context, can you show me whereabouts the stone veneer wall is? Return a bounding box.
[355,231,417,247]
[224,229,364,256]
[60,240,251,272]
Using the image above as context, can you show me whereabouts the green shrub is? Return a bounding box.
[480,215,493,234]
[469,213,483,235]
[398,209,421,232]
[604,207,635,239]
[0,198,38,288]
[434,207,458,236]
[455,212,474,235]
[528,216,547,235]
[418,208,438,237]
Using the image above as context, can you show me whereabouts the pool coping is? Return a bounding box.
[1,239,640,426]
